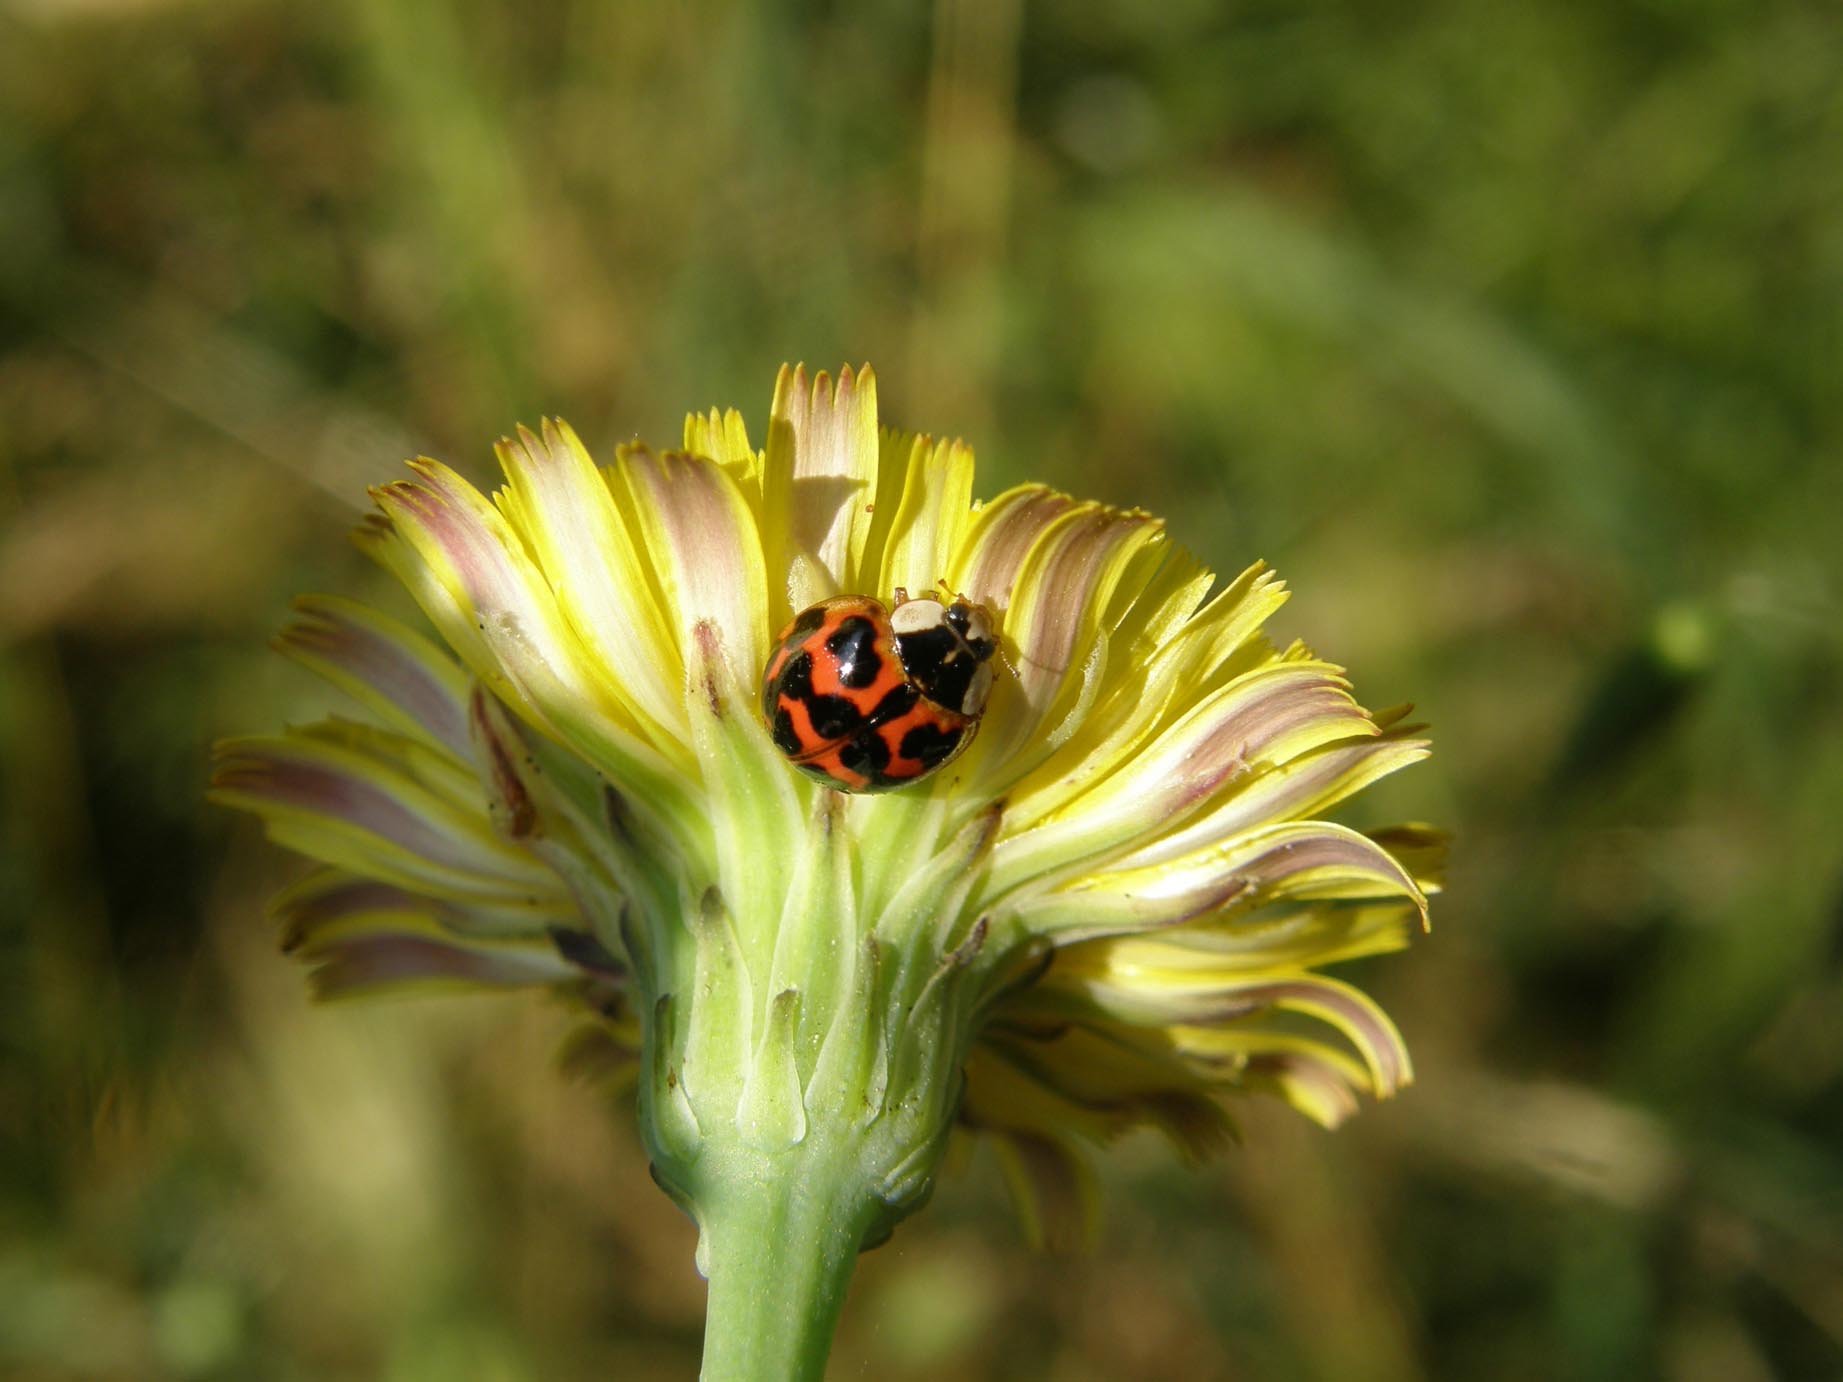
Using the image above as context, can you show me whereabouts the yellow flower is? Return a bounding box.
[213,364,1438,1379]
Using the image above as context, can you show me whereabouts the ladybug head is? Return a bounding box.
[889,596,999,717]
[942,599,998,664]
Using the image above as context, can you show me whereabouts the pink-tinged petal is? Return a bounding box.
[270,868,613,1001]
[464,685,675,937]
[374,462,623,731]
[991,661,1375,891]
[949,485,1075,603]
[1149,818,1424,918]
[367,462,691,829]
[1007,819,1426,941]
[1069,562,1291,766]
[270,868,575,952]
[1206,979,1413,1095]
[273,870,428,952]
[761,364,880,615]
[999,562,1289,835]
[868,430,974,600]
[308,933,582,1000]
[993,507,1165,736]
[493,420,683,739]
[1226,1039,1373,1127]
[616,449,769,693]
[276,595,475,759]
[1107,733,1431,876]
[353,511,502,705]
[211,729,567,906]
[952,493,1168,790]
[1102,897,1418,972]
[1043,960,1413,1096]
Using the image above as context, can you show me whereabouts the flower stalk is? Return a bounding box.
[692,1140,881,1382]
[696,1157,877,1382]
[213,363,1440,1377]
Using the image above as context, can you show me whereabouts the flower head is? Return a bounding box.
[215,363,1438,1363]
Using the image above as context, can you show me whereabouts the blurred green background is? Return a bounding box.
[3,0,1841,1377]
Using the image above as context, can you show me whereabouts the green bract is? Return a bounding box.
[214,364,1440,1380]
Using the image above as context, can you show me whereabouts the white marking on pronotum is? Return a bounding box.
[888,597,948,635]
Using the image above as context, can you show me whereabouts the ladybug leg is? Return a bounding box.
[893,586,910,606]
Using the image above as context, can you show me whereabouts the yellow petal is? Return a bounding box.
[211,727,567,906]
[683,406,763,494]
[1119,734,1431,873]
[494,420,683,741]
[1108,896,1419,972]
[997,562,1286,839]
[953,493,1167,791]
[1008,819,1426,941]
[366,461,693,828]
[276,595,476,759]
[307,928,582,1000]
[1181,1030,1375,1127]
[761,363,880,616]
[869,430,975,599]
[615,448,770,697]
[1174,979,1413,1095]
[271,868,572,952]
[991,661,1375,892]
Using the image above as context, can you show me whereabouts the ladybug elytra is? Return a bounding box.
[760,591,999,793]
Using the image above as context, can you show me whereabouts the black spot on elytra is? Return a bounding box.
[789,605,828,638]
[838,727,893,779]
[900,721,964,768]
[825,616,884,689]
[772,650,863,742]
[834,715,965,790]
[771,707,804,756]
[760,650,789,721]
[806,694,865,741]
[865,681,919,727]
[773,649,814,700]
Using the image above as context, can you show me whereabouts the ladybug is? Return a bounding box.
[761,590,999,792]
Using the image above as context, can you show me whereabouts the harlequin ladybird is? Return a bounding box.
[761,591,999,793]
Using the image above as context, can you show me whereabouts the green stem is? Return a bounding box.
[695,1144,881,1382]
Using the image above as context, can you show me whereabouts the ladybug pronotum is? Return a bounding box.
[760,591,999,793]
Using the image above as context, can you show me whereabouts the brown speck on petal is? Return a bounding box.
[471,687,537,839]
